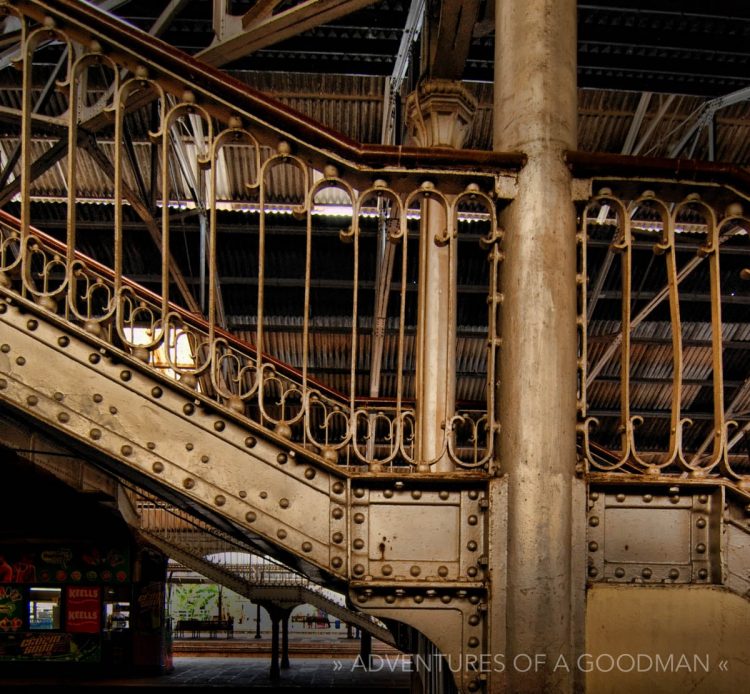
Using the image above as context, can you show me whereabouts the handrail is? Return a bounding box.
[566,151,750,201]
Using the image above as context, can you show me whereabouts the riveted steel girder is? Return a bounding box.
[0,291,490,689]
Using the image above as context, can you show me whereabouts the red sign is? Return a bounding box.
[65,586,100,633]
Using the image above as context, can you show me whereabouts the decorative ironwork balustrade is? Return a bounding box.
[577,182,750,486]
[1,0,518,472]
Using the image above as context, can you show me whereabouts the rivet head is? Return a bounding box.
[696,517,707,529]
[468,615,480,626]
[245,511,256,523]
[121,445,133,456]
[275,422,292,439]
[88,353,100,364]
[0,344,8,353]
[468,637,480,648]
[277,453,288,464]
[410,566,421,577]
[15,356,25,366]
[279,498,290,509]
[414,595,424,604]
[199,455,209,464]
[332,481,344,494]
[26,319,37,331]
[215,495,226,507]
[353,564,365,575]
[588,541,599,552]
[57,336,69,347]
[353,539,364,550]
[588,566,598,578]
[260,491,268,499]
[385,594,396,604]
[468,490,479,500]
[698,494,708,504]
[50,392,62,403]
[641,567,652,579]
[151,386,162,398]
[438,566,449,578]
[383,489,394,498]
[614,567,625,578]
[214,420,225,432]
[382,564,393,576]
[304,467,316,480]
[332,507,343,520]
[467,541,478,551]
[120,370,131,381]
[643,494,653,503]
[440,595,452,604]
[57,412,70,423]
[183,403,195,415]
[668,569,680,580]
[394,481,404,490]
[468,515,478,526]
[590,491,599,501]
[0,379,6,389]
[183,478,195,489]
[302,542,312,553]
[89,428,101,440]
[615,493,625,502]
[467,567,478,577]
[185,443,194,451]
[353,513,365,524]
[244,436,257,448]
[239,491,247,499]
[589,516,600,527]
[332,532,343,544]
[92,393,103,403]
[353,488,365,498]
[439,491,449,500]
[411,490,422,500]
[152,462,164,473]
[698,568,708,580]
[26,395,38,406]
[469,595,480,605]
[331,557,343,569]
[277,529,287,540]
[695,542,706,554]
[109,406,117,415]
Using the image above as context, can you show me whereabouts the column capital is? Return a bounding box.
[405,78,477,149]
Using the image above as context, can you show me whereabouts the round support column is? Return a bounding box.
[493,0,580,692]
[405,79,477,472]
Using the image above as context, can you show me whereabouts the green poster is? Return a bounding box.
[0,586,23,632]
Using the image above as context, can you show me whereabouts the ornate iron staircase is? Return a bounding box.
[2,2,750,692]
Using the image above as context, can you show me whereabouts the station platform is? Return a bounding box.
[1,654,412,692]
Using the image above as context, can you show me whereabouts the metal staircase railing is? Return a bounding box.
[3,0,518,473]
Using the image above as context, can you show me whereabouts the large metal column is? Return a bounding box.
[493,0,580,692]
[406,80,477,472]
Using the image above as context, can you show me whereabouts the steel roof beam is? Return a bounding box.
[198,0,383,68]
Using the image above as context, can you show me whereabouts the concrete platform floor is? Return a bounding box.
[1,655,412,691]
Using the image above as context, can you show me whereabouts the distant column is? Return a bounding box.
[269,610,280,681]
[281,611,291,669]
[359,630,372,667]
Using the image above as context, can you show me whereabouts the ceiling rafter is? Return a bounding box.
[198,0,383,67]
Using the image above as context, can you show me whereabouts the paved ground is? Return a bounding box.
[2,655,412,691]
